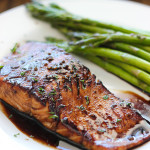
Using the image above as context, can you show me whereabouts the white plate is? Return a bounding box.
[0,0,150,149]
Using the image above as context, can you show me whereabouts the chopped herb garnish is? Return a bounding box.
[103,95,109,100]
[117,119,122,123]
[38,87,45,94]
[49,92,56,95]
[80,80,85,83]
[127,102,131,107]
[54,75,58,79]
[20,72,25,76]
[9,114,13,119]
[97,129,106,133]
[82,86,86,90]
[11,43,19,54]
[80,80,86,89]
[33,78,38,82]
[72,64,77,70]
[77,105,85,111]
[14,133,20,137]
[51,97,55,102]
[67,86,72,91]
[49,112,55,115]
[58,104,66,110]
[85,96,89,105]
[49,115,58,119]
[0,66,4,69]
[49,89,57,95]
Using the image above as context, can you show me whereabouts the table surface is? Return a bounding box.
[0,0,150,13]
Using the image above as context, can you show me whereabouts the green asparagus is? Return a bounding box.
[26,2,150,36]
[73,47,150,73]
[72,33,150,47]
[135,45,150,53]
[82,56,150,93]
[107,42,150,62]
[107,59,150,85]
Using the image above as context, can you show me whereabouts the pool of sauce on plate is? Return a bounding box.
[0,102,61,150]
[0,90,150,150]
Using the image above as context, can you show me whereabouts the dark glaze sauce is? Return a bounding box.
[113,90,150,104]
[0,90,150,150]
[0,101,61,150]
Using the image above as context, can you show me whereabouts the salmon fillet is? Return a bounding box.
[0,42,150,150]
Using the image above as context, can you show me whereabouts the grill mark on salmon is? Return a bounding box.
[0,42,150,150]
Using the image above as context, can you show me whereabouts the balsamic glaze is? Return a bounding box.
[0,101,60,149]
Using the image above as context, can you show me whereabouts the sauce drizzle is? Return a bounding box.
[0,101,60,150]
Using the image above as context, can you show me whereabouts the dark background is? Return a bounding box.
[0,0,150,13]
[0,0,30,13]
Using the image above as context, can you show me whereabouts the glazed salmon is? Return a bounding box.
[0,42,150,150]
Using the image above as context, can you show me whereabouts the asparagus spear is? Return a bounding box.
[107,59,150,85]
[74,47,150,73]
[135,45,150,53]
[58,30,150,60]
[52,28,150,59]
[26,2,150,36]
[54,29,93,41]
[46,37,69,49]
[26,2,114,34]
[107,42,150,62]
[72,32,150,47]
[56,22,114,34]
[51,29,150,58]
